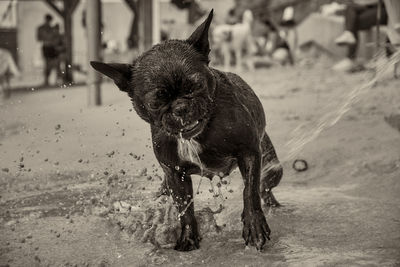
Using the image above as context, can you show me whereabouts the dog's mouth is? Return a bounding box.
[179,119,205,139]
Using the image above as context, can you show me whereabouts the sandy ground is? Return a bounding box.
[1,58,400,266]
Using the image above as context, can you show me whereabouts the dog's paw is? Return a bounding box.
[242,210,271,251]
[174,225,201,251]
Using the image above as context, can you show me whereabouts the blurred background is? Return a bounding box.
[0,0,398,93]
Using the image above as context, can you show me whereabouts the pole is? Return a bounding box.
[86,0,102,106]
[137,0,154,52]
[125,0,139,49]
[64,12,73,83]
[137,0,145,53]
[63,0,80,84]
[152,0,160,45]
[376,0,382,51]
[144,0,153,49]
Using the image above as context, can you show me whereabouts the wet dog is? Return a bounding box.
[91,10,282,252]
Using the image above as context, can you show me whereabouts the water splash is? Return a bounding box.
[283,51,400,163]
[261,51,400,173]
[177,136,203,176]
[176,136,205,218]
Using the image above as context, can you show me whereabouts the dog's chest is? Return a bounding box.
[177,138,236,178]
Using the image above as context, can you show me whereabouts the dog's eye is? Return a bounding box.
[156,90,168,99]
[185,87,195,95]
[148,101,160,110]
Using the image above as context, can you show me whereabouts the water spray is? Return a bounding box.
[269,50,400,173]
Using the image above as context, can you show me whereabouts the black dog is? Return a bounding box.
[91,10,282,251]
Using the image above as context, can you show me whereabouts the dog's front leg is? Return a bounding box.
[238,151,271,251]
[164,167,200,251]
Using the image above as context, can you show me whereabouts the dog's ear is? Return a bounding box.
[90,61,131,92]
[187,9,213,60]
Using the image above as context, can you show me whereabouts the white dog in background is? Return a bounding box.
[212,10,256,71]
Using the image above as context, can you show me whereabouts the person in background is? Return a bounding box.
[0,48,21,101]
[37,14,57,86]
[52,24,65,85]
[262,18,294,65]
[333,0,388,72]
[383,0,400,44]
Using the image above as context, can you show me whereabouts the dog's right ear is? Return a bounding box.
[90,61,131,92]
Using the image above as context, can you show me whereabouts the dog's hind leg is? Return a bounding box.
[238,150,271,250]
[260,133,283,207]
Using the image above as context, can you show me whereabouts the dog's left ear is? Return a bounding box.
[187,9,213,61]
[90,61,132,92]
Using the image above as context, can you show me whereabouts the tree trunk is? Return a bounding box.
[125,0,139,49]
[86,0,102,106]
[43,0,79,84]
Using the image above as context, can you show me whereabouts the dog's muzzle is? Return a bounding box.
[162,98,209,139]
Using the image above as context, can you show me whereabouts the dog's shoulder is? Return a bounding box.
[211,68,252,92]
[210,68,266,133]
[226,72,251,91]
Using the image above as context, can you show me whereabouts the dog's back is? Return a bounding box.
[212,68,266,138]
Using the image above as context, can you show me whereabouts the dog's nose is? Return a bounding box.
[172,105,187,118]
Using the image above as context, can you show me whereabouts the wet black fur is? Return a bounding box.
[91,10,282,252]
